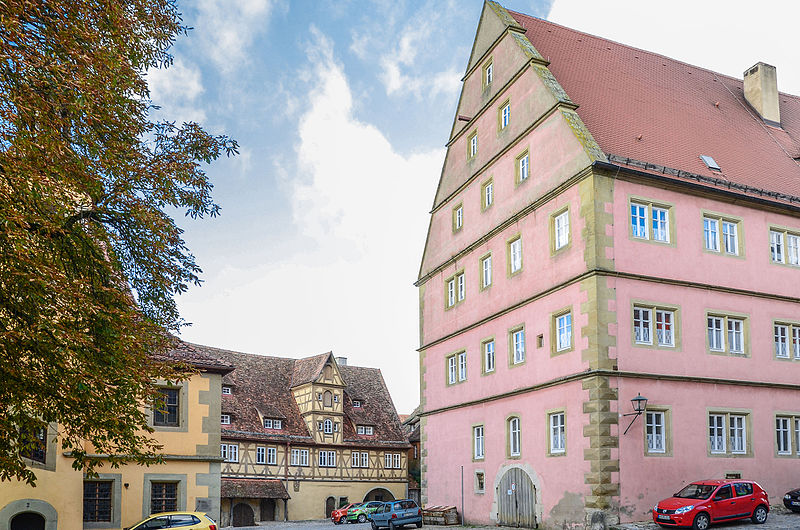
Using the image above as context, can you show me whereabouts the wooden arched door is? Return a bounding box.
[11,513,45,530]
[232,502,255,527]
[496,468,537,528]
[325,496,336,517]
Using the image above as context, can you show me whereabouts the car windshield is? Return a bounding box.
[675,484,716,499]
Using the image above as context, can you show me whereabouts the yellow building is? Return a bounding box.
[0,342,233,530]
[203,347,410,526]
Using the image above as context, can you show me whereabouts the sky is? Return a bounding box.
[153,0,800,415]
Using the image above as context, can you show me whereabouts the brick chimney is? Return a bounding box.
[743,62,780,126]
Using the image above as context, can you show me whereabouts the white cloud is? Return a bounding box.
[195,0,274,73]
[177,28,443,414]
[547,0,800,96]
[147,58,207,123]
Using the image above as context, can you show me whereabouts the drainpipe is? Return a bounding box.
[284,440,291,521]
[460,466,464,525]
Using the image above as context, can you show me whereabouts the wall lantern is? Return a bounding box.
[622,393,648,435]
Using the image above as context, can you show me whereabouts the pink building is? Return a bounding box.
[417,2,800,528]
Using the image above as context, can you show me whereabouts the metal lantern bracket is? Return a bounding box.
[622,393,648,435]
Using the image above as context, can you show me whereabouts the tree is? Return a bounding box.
[0,0,237,484]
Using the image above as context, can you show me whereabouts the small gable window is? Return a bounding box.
[222,386,232,395]
[263,418,282,430]
[221,414,231,425]
[324,419,333,434]
[353,400,361,408]
[323,390,333,407]
[357,425,374,436]
[323,364,333,380]
[333,394,339,403]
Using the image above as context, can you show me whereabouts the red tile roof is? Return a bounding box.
[507,10,800,200]
[221,478,290,499]
[157,340,235,374]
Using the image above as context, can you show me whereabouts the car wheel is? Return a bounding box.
[751,505,768,524]
[358,514,367,523]
[416,521,422,528]
[692,512,710,530]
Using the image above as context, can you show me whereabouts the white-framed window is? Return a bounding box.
[447,355,457,385]
[646,411,666,454]
[221,443,238,463]
[483,340,495,373]
[633,307,652,344]
[774,323,800,359]
[630,200,671,242]
[263,418,272,429]
[555,312,572,352]
[393,453,400,468]
[365,426,373,435]
[655,309,675,347]
[352,400,361,408]
[634,305,676,347]
[771,230,784,263]
[554,210,569,250]
[484,181,493,209]
[352,451,370,468]
[264,446,275,465]
[291,448,309,467]
[273,419,281,430]
[707,314,746,354]
[319,450,336,467]
[517,152,529,183]
[446,272,465,308]
[361,452,369,467]
[777,417,791,455]
[457,273,465,302]
[333,394,339,403]
[509,237,522,274]
[457,351,467,382]
[508,417,521,457]
[500,102,510,129]
[484,61,493,86]
[722,220,738,254]
[473,425,485,459]
[549,412,565,454]
[709,413,748,455]
[384,453,401,469]
[317,421,323,431]
[768,229,800,265]
[447,278,455,307]
[221,414,230,425]
[357,425,364,435]
[512,328,525,364]
[789,234,800,265]
[468,132,477,159]
[222,386,232,395]
[481,255,492,289]
[324,419,333,434]
[703,217,719,251]
[256,446,266,464]
[454,205,463,231]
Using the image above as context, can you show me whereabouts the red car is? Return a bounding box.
[332,503,359,525]
[652,479,768,529]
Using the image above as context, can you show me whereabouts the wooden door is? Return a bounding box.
[325,496,336,518]
[496,468,537,528]
[260,499,275,521]
[232,503,255,527]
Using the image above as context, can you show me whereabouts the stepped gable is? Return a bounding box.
[211,348,312,442]
[508,10,800,199]
[340,365,407,444]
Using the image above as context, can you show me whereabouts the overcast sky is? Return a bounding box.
[154,0,800,415]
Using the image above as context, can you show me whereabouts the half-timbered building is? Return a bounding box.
[193,345,409,526]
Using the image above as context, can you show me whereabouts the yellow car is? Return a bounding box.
[124,511,218,530]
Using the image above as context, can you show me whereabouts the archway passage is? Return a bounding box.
[260,498,275,521]
[11,512,45,530]
[232,503,255,527]
[363,488,395,502]
[496,467,537,528]
[325,496,336,518]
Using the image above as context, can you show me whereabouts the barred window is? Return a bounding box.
[83,481,112,522]
[150,482,178,514]
[153,388,179,426]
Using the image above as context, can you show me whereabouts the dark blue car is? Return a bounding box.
[369,499,422,529]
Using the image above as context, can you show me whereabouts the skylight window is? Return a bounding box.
[700,155,721,171]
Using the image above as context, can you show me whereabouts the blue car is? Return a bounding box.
[369,499,422,530]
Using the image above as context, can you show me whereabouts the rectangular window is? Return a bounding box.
[517,152,529,183]
[274,419,282,430]
[384,453,401,469]
[484,61,493,87]
[771,230,785,263]
[256,446,266,464]
[457,273,465,302]
[481,255,492,289]
[509,237,522,274]
[384,454,391,468]
[508,417,520,457]
[263,418,272,429]
[646,411,666,454]
[319,450,336,467]
[365,426,373,435]
[267,447,277,465]
[707,313,747,355]
[777,417,791,455]
[703,217,719,251]
[794,328,800,359]
[352,451,361,468]
[150,482,177,514]
[634,307,652,344]
[222,386,232,395]
[512,328,525,364]
[83,481,112,523]
[708,316,723,351]
[709,414,726,454]
[473,425,485,459]
[357,425,365,435]
[774,322,800,359]
[468,132,477,159]
[352,400,361,408]
[708,412,749,455]
[652,207,669,242]
[221,443,238,463]
[453,204,463,231]
[291,448,309,466]
[500,102,510,129]
[722,221,738,254]
[153,388,179,427]
[475,472,485,493]
[445,272,464,308]
[549,412,565,454]
[393,453,400,468]
[483,340,495,373]
[789,234,800,265]
[630,200,672,242]
[457,351,467,381]
[727,318,744,353]
[482,179,493,210]
[729,415,746,454]
[447,355,457,385]
[554,210,569,250]
[361,452,369,467]
[655,310,674,347]
[446,278,455,308]
[555,312,572,352]
[221,414,230,425]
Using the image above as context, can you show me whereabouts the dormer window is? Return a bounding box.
[357,425,374,435]
[222,386,231,395]
[221,414,231,425]
[353,400,361,408]
[263,418,282,430]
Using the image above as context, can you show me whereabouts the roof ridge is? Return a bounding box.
[507,8,800,99]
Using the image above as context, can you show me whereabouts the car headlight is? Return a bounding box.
[675,505,694,514]
[786,494,792,500]
[653,504,659,511]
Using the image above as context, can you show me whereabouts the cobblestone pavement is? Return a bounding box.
[222,510,800,529]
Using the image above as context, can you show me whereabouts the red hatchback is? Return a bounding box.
[652,479,769,529]
[331,503,358,525]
